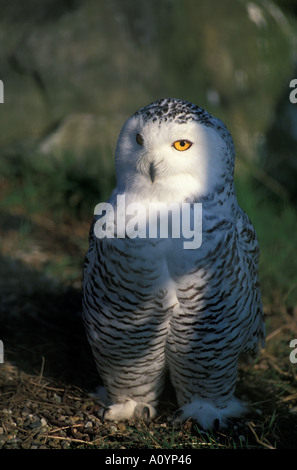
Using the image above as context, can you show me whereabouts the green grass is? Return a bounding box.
[0,149,115,220]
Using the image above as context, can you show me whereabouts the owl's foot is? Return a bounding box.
[172,397,248,430]
[101,399,156,422]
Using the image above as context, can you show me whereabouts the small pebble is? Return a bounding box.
[29,420,43,430]
[117,422,126,432]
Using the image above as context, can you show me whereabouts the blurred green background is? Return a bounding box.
[0,0,297,311]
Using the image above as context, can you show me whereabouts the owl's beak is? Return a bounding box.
[149,162,156,183]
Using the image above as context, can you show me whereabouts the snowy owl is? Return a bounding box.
[82,98,265,430]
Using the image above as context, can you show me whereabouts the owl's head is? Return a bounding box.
[114,98,235,204]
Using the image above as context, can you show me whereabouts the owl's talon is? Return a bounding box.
[101,407,110,423]
[172,408,184,426]
[142,406,150,424]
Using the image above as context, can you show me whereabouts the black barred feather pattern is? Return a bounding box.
[82,98,265,429]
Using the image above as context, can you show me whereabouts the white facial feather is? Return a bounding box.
[115,100,234,204]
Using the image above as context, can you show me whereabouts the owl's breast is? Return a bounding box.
[89,236,179,323]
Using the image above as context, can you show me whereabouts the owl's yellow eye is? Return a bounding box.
[173,140,192,151]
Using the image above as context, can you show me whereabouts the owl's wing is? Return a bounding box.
[236,208,265,354]
[82,216,97,276]
[82,192,117,285]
